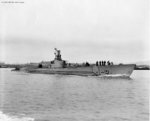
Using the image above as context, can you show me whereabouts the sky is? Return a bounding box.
[0,0,149,64]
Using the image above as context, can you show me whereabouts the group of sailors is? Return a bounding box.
[96,61,113,66]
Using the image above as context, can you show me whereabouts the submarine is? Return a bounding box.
[20,48,135,77]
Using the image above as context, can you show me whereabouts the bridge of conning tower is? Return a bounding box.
[54,48,62,60]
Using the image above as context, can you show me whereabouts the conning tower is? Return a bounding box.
[51,48,66,68]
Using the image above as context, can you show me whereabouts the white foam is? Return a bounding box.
[0,111,34,121]
[99,74,129,77]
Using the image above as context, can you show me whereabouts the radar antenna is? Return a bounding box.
[54,48,62,60]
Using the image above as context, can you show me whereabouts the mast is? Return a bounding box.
[54,48,62,60]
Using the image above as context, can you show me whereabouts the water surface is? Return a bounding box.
[0,69,149,121]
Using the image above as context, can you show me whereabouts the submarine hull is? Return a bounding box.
[26,64,135,77]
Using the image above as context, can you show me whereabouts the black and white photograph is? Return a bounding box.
[0,0,149,120]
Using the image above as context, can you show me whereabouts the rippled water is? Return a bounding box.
[0,68,149,121]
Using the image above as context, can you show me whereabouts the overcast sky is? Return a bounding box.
[0,0,149,64]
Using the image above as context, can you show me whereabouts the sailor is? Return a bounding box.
[102,61,104,66]
[96,61,98,66]
[107,61,110,65]
[99,61,101,66]
[104,61,106,66]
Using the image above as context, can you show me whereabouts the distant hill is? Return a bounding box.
[134,60,150,66]
[133,60,150,70]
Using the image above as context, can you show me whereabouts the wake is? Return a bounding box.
[0,111,34,121]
